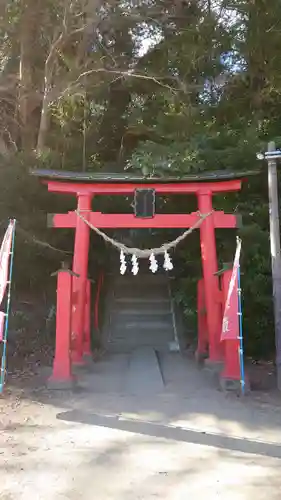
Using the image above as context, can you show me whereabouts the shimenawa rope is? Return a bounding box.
[75,210,212,258]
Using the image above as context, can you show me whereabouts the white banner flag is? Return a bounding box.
[0,221,14,307]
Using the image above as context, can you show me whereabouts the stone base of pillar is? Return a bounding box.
[71,351,87,366]
[202,359,224,387]
[195,350,208,366]
[204,358,224,373]
[83,353,93,363]
[47,375,76,390]
[72,357,93,372]
[220,375,250,394]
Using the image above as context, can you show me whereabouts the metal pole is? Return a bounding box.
[0,219,16,393]
[237,239,245,396]
[266,141,281,390]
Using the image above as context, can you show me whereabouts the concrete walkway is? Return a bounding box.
[126,348,164,394]
[1,352,281,499]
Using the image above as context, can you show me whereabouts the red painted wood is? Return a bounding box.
[220,270,241,380]
[198,193,224,363]
[45,179,242,195]
[71,194,92,365]
[45,177,244,379]
[49,271,74,383]
[196,279,208,358]
[51,211,238,229]
[83,280,92,357]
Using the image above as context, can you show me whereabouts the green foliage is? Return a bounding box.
[240,223,274,358]
[0,153,75,291]
[128,141,204,175]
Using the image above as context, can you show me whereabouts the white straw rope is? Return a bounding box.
[75,210,212,257]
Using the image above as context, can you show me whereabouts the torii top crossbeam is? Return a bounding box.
[31,168,255,193]
[31,169,256,229]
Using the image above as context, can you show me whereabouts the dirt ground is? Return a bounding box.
[1,350,281,500]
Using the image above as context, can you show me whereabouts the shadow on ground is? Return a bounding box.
[56,409,281,459]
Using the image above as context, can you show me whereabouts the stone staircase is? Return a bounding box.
[103,273,177,353]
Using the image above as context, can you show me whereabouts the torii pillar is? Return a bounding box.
[71,193,92,364]
[198,190,224,366]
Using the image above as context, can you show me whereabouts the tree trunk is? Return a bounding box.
[36,87,51,154]
[36,39,56,153]
[97,81,131,165]
[19,0,41,151]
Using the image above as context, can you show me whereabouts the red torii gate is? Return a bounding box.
[32,170,249,387]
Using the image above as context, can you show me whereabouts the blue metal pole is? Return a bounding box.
[237,238,245,396]
[0,220,16,393]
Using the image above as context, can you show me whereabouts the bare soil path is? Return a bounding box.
[1,352,281,500]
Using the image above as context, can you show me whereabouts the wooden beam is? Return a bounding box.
[48,212,76,228]
[45,179,242,196]
[48,211,240,229]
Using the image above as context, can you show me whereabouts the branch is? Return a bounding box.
[45,22,94,71]
[45,0,103,72]
[2,127,18,153]
[50,68,185,104]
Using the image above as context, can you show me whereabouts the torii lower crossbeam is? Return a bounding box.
[48,211,240,229]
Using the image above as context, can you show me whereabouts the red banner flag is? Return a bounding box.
[0,311,6,341]
[0,221,14,307]
[220,238,241,341]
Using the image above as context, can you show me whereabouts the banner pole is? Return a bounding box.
[0,219,16,394]
[237,237,245,396]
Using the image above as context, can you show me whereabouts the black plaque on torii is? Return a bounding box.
[134,189,156,218]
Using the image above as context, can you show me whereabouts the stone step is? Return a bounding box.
[110,335,173,348]
[111,338,173,352]
[114,279,169,288]
[108,338,172,349]
[107,343,170,354]
[109,325,171,335]
[111,316,174,330]
[110,317,173,330]
[117,291,170,301]
[111,305,171,315]
[113,285,170,300]
[114,296,170,304]
[113,275,170,286]
[103,266,177,353]
[111,310,172,320]
[110,327,173,342]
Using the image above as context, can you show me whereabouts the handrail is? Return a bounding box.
[168,281,180,351]
[94,271,104,331]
